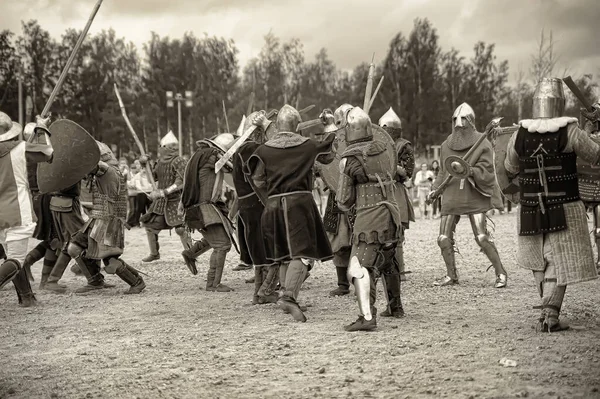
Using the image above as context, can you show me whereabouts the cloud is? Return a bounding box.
[2,0,598,84]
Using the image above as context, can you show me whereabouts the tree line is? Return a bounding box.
[0,18,597,157]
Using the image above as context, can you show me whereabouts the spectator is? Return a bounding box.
[414,163,434,219]
[431,160,442,219]
[126,160,152,228]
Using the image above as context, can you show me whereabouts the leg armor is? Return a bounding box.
[347,256,373,321]
[12,262,36,307]
[330,246,351,296]
[435,215,460,284]
[258,265,279,300]
[40,248,58,289]
[376,244,404,318]
[142,229,160,262]
[279,259,308,322]
[253,266,264,304]
[593,205,600,270]
[0,259,21,289]
[23,241,50,282]
[175,226,192,251]
[67,243,108,293]
[469,213,507,288]
[44,251,71,292]
[105,257,146,294]
[536,256,568,333]
[278,263,289,293]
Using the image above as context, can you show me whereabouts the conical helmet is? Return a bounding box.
[378,107,401,129]
[160,130,178,147]
[452,103,475,128]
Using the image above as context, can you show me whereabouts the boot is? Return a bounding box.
[345,307,377,332]
[278,263,289,293]
[44,252,71,293]
[537,281,568,333]
[0,259,21,289]
[178,228,193,251]
[142,230,160,262]
[39,249,58,289]
[396,244,408,282]
[258,265,279,298]
[329,266,350,296]
[116,261,146,295]
[279,260,308,322]
[22,242,47,282]
[12,266,37,307]
[233,263,253,271]
[381,274,404,318]
[479,240,508,288]
[210,249,233,292]
[74,258,113,294]
[181,239,210,275]
[252,267,264,304]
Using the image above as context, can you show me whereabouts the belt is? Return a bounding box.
[268,190,312,199]
[239,192,256,200]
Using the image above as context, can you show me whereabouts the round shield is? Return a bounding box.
[38,119,100,194]
[317,124,397,192]
[444,155,471,179]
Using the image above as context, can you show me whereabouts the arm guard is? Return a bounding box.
[336,158,355,211]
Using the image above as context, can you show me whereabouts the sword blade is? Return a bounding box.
[214,124,258,173]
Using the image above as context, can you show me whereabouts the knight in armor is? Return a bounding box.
[230,112,279,303]
[379,107,415,281]
[504,78,599,332]
[20,122,60,286]
[318,105,355,298]
[336,107,404,332]
[576,99,600,271]
[180,133,238,293]
[66,142,146,294]
[0,113,53,307]
[141,131,192,262]
[247,104,335,322]
[428,103,507,288]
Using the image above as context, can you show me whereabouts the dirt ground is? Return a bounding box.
[1,211,600,399]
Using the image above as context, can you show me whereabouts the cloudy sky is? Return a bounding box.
[3,0,599,84]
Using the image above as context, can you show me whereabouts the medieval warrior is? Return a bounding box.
[0,113,53,307]
[141,131,192,262]
[180,133,238,292]
[378,107,415,281]
[230,112,279,303]
[69,141,146,294]
[247,104,335,322]
[428,103,507,288]
[319,104,355,298]
[576,98,600,272]
[504,78,599,332]
[336,107,405,332]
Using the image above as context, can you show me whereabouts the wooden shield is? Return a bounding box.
[317,124,397,192]
[492,125,520,204]
[38,119,100,194]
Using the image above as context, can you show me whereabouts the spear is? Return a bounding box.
[363,53,375,111]
[114,83,157,190]
[366,76,384,114]
[222,100,230,133]
[41,0,104,118]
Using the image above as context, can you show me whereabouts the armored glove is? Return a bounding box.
[581,104,600,123]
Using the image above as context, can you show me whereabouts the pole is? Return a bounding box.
[222,100,230,133]
[177,100,183,157]
[188,115,193,154]
[17,73,23,126]
[41,0,104,118]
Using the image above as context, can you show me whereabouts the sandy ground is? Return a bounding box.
[1,211,600,399]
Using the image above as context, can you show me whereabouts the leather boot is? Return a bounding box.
[142,230,160,262]
[211,249,233,292]
[116,261,146,294]
[258,265,279,303]
[74,258,113,294]
[181,239,210,275]
[12,266,37,307]
[329,266,350,296]
[178,229,193,251]
[44,252,71,293]
[381,273,404,318]
[0,259,21,289]
[23,242,47,282]
[253,266,264,304]
[279,260,308,322]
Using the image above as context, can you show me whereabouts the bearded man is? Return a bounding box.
[247,104,335,322]
[141,131,192,262]
[0,113,53,307]
[180,133,238,292]
[428,103,507,289]
[504,78,599,332]
[69,142,146,294]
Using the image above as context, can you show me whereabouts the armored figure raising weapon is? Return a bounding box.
[378,107,415,280]
[69,142,146,294]
[428,103,507,288]
[503,78,599,332]
[230,112,279,303]
[180,133,238,292]
[0,113,53,307]
[337,107,405,332]
[141,131,192,262]
[247,104,335,322]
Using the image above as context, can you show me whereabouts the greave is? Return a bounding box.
[115,261,141,286]
[283,260,308,301]
[12,267,36,304]
[347,257,373,320]
[0,259,21,289]
[279,263,289,292]
[253,267,264,297]
[336,266,350,288]
[477,239,506,275]
[211,250,228,287]
[177,229,193,251]
[48,252,72,283]
[259,265,279,297]
[146,230,160,256]
[440,246,458,280]
[188,239,211,258]
[383,273,403,313]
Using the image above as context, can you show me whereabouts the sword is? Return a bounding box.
[215,109,276,173]
[41,0,104,118]
[563,76,599,131]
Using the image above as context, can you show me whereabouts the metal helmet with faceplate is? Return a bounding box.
[333,104,353,128]
[346,107,373,144]
[275,104,301,133]
[452,102,475,128]
[532,78,565,119]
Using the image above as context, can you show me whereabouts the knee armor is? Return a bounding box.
[437,234,453,249]
[67,242,85,259]
[104,257,124,274]
[174,226,186,236]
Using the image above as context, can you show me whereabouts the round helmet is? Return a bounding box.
[333,104,353,129]
[208,133,236,153]
[345,107,373,144]
[275,104,301,133]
